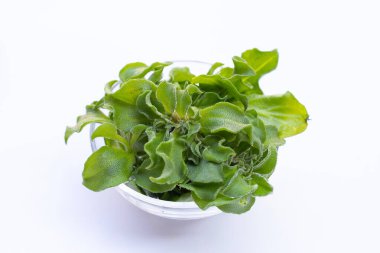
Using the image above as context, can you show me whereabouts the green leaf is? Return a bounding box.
[156,81,177,114]
[199,102,250,134]
[252,146,278,176]
[249,173,273,196]
[241,48,279,83]
[222,172,255,198]
[104,80,118,94]
[112,79,156,105]
[65,106,111,143]
[169,67,195,83]
[248,91,309,138]
[181,183,223,201]
[187,159,224,183]
[232,56,255,76]
[218,194,255,214]
[105,96,148,131]
[175,89,192,118]
[119,62,148,81]
[194,92,226,108]
[149,134,187,184]
[143,129,164,170]
[130,124,148,147]
[207,62,224,75]
[91,123,129,148]
[202,140,235,163]
[192,194,233,210]
[136,90,163,119]
[192,75,248,108]
[83,146,135,191]
[264,125,285,146]
[134,160,176,193]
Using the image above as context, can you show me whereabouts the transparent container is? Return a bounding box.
[90,61,222,220]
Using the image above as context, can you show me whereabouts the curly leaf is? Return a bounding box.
[91,123,129,148]
[252,146,278,176]
[218,194,256,214]
[83,146,135,191]
[199,102,250,134]
[136,90,164,119]
[207,62,224,75]
[112,79,156,105]
[119,62,148,81]
[156,81,177,114]
[241,48,278,83]
[149,134,187,184]
[181,183,223,201]
[248,91,309,138]
[232,56,255,76]
[202,140,235,163]
[192,75,248,108]
[222,172,256,198]
[175,89,192,118]
[249,174,273,196]
[192,194,233,210]
[169,67,195,83]
[187,159,224,183]
[65,106,111,143]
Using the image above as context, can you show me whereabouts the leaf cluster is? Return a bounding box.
[65,48,309,214]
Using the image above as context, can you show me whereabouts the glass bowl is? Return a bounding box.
[89,61,222,220]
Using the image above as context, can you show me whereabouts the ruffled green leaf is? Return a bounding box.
[202,140,235,163]
[156,81,177,114]
[222,172,256,198]
[181,183,223,201]
[252,146,278,176]
[65,106,111,143]
[169,67,195,83]
[136,90,164,119]
[249,173,273,196]
[207,62,224,75]
[192,194,233,210]
[83,146,135,191]
[91,123,129,148]
[105,96,148,131]
[175,89,192,118]
[248,91,309,138]
[199,102,250,134]
[149,134,187,184]
[192,75,248,108]
[112,79,156,105]
[187,159,224,183]
[119,62,148,81]
[218,194,255,214]
[232,56,255,76]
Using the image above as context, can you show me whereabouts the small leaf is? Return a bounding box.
[207,62,224,75]
[112,79,156,105]
[105,96,148,131]
[202,140,235,163]
[192,75,248,108]
[104,80,118,94]
[143,129,164,170]
[249,173,273,196]
[218,194,255,214]
[134,160,176,193]
[169,67,195,83]
[136,90,164,119]
[119,62,148,81]
[65,106,111,143]
[130,124,148,147]
[175,89,191,118]
[156,81,177,114]
[187,159,224,183]
[83,146,135,191]
[194,92,226,108]
[248,92,309,138]
[91,123,129,148]
[232,56,255,76]
[222,172,255,198]
[149,134,187,184]
[181,183,223,201]
[199,102,250,134]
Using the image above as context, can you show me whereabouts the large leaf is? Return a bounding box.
[192,75,248,108]
[105,96,148,131]
[218,194,256,214]
[112,79,156,105]
[149,134,187,184]
[199,102,250,134]
[65,106,111,143]
[187,159,224,183]
[119,62,147,81]
[91,123,129,148]
[169,67,195,83]
[248,91,309,138]
[83,146,135,191]
[156,81,177,114]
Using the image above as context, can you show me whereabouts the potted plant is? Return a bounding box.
[65,48,308,219]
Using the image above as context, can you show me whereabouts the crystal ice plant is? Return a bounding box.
[65,48,308,214]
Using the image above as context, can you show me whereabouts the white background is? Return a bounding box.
[1,0,380,252]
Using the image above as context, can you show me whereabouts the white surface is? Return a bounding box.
[0,0,379,252]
